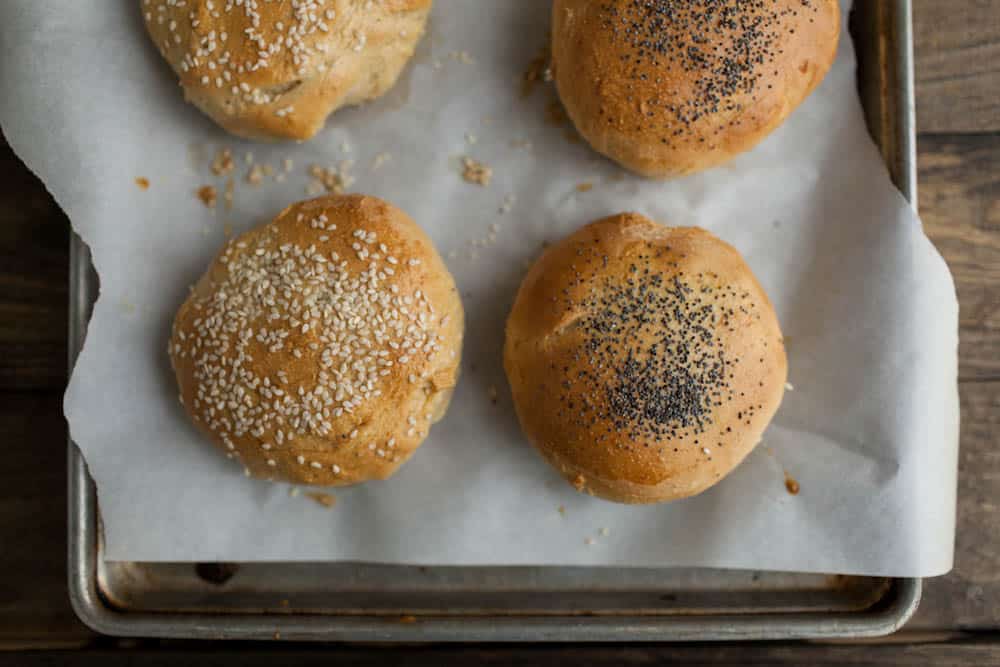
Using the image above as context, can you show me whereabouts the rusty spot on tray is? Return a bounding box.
[135,177,150,190]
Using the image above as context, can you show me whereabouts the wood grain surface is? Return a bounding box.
[913,0,1000,134]
[0,0,997,660]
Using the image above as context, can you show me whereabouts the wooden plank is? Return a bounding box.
[918,134,1000,382]
[4,639,1000,665]
[0,136,68,391]
[0,392,92,643]
[0,2,999,641]
[913,0,1000,134]
[909,380,1000,630]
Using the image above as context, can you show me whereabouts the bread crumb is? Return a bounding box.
[557,505,566,517]
[305,491,336,508]
[223,178,234,210]
[283,158,295,173]
[785,382,795,391]
[521,46,551,97]
[488,385,498,405]
[572,474,586,491]
[461,157,492,186]
[196,185,217,208]
[246,164,266,186]
[135,177,150,190]
[576,182,594,192]
[371,152,392,171]
[511,139,533,150]
[584,537,595,546]
[211,148,235,176]
[288,486,300,498]
[599,527,610,537]
[308,162,354,194]
[784,471,800,495]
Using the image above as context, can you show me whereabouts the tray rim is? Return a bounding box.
[66,0,922,642]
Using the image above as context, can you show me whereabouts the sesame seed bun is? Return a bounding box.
[551,0,840,177]
[504,214,786,504]
[143,0,432,141]
[170,194,463,486]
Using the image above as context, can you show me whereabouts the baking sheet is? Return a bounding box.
[0,0,958,576]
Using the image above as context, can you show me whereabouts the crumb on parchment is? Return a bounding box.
[211,148,235,176]
[308,162,354,195]
[461,157,492,186]
[521,46,552,97]
[196,185,217,208]
[305,492,336,508]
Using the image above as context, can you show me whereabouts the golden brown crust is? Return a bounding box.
[504,213,786,504]
[551,0,840,177]
[170,194,463,486]
[143,0,432,141]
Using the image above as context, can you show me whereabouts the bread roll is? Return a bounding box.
[143,0,431,141]
[551,0,840,177]
[504,213,786,504]
[170,194,463,486]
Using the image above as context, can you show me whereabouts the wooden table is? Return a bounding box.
[1,1,997,662]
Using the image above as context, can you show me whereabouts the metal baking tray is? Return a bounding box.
[67,0,920,642]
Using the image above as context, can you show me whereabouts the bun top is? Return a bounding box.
[504,214,787,503]
[552,0,841,177]
[170,194,463,485]
[143,0,432,140]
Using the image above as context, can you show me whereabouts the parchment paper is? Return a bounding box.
[0,0,959,576]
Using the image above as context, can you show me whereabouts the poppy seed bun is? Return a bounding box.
[551,0,840,177]
[170,194,463,486]
[504,214,786,504]
[143,0,432,141]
